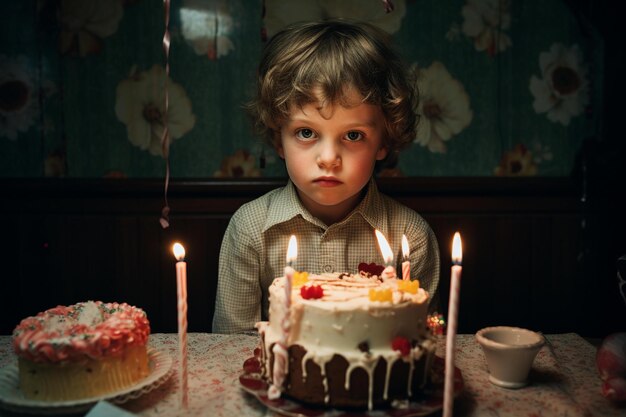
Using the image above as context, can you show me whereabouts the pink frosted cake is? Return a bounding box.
[255,266,436,410]
[12,301,151,401]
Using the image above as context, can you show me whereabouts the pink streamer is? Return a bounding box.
[160,0,172,229]
[382,0,394,13]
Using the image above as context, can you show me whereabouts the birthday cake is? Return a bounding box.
[12,301,151,401]
[255,264,436,410]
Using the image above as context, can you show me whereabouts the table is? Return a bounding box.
[0,333,623,417]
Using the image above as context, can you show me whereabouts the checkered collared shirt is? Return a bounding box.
[212,179,440,334]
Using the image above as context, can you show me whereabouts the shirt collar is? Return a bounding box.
[350,179,388,232]
[262,179,387,232]
[262,180,307,232]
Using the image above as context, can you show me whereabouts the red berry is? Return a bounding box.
[597,333,626,381]
[243,356,261,373]
[602,376,626,403]
[314,285,324,298]
[391,336,411,356]
[300,285,324,299]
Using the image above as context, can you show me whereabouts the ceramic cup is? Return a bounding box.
[475,326,545,389]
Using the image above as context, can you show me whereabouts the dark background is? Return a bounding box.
[0,0,624,339]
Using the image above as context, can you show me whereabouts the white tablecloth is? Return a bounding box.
[0,333,623,417]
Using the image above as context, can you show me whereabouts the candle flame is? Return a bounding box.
[286,235,297,264]
[401,234,410,260]
[375,229,393,265]
[173,242,186,261]
[452,232,462,264]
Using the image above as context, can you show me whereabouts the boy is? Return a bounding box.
[213,20,439,334]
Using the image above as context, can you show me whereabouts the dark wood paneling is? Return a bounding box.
[1,178,623,338]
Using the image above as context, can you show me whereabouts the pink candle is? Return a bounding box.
[374,229,396,279]
[269,235,297,400]
[173,242,188,408]
[401,234,410,281]
[443,232,462,417]
[282,235,298,338]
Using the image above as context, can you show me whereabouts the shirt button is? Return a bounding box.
[323,265,332,272]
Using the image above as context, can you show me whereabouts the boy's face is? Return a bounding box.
[277,88,387,224]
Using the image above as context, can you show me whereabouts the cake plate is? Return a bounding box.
[239,355,464,417]
[0,348,173,415]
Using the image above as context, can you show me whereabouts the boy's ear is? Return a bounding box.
[375,146,388,161]
[273,131,285,159]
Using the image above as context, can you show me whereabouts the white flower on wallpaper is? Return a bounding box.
[58,0,124,56]
[529,43,589,126]
[180,0,236,60]
[0,56,39,141]
[263,0,406,38]
[461,0,512,56]
[115,65,196,156]
[412,61,473,153]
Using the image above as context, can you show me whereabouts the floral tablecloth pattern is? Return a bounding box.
[0,333,623,417]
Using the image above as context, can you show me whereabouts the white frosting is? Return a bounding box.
[77,301,104,326]
[265,273,429,352]
[258,272,435,409]
[37,301,106,348]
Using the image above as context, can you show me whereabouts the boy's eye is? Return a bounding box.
[295,128,315,140]
[345,131,363,141]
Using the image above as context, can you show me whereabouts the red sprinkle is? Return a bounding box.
[391,336,411,356]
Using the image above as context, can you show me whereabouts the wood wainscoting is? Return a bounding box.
[1,178,622,337]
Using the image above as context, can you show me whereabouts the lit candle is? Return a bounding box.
[443,232,462,417]
[401,234,410,281]
[283,235,297,319]
[268,235,297,400]
[172,242,188,409]
[374,229,396,279]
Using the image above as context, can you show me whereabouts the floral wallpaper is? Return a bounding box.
[0,0,602,178]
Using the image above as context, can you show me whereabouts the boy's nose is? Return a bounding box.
[316,142,341,168]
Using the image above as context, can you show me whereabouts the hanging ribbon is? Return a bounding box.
[260,0,267,41]
[160,0,172,229]
[258,0,267,168]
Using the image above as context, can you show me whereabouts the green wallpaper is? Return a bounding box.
[0,0,602,178]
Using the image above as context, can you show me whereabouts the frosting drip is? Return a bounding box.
[258,271,436,410]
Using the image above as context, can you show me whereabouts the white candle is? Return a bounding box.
[172,242,188,408]
[443,232,462,417]
[401,234,410,281]
[269,235,297,400]
[374,229,396,279]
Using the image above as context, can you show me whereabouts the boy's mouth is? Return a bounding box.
[313,176,342,187]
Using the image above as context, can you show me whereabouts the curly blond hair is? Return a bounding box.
[246,19,417,167]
